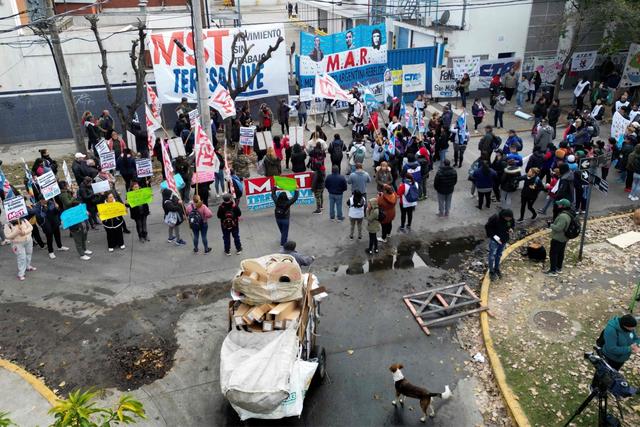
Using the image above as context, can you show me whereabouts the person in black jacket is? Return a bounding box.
[216,193,243,255]
[128,181,150,243]
[433,159,457,217]
[325,165,347,220]
[547,99,560,140]
[526,146,545,173]
[117,148,137,191]
[162,188,186,245]
[517,168,544,222]
[485,208,514,280]
[553,164,574,219]
[79,176,100,228]
[290,144,307,173]
[271,187,299,247]
[491,152,507,203]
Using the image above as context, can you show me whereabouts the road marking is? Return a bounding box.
[0,358,58,405]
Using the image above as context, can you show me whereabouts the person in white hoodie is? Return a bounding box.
[4,217,36,281]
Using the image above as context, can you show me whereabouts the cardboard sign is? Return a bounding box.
[91,180,111,194]
[431,67,458,98]
[126,131,136,149]
[3,196,27,221]
[61,203,88,229]
[126,187,153,208]
[62,160,73,185]
[99,151,117,171]
[95,139,109,155]
[168,137,186,158]
[402,63,426,92]
[160,172,185,191]
[135,158,153,178]
[289,126,304,146]
[256,131,273,151]
[97,201,127,221]
[299,87,313,102]
[36,170,60,200]
[240,126,256,146]
[243,172,314,211]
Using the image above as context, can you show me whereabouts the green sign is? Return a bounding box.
[127,187,153,208]
[274,176,298,192]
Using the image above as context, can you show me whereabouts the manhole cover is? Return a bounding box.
[533,310,571,333]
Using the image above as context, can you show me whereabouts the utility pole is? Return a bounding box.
[44,0,85,154]
[190,0,213,142]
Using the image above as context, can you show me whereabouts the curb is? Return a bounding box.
[479,211,633,426]
[0,359,58,406]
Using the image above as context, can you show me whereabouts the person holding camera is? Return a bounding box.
[600,314,640,371]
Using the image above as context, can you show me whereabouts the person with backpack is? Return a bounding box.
[473,160,497,210]
[485,208,514,280]
[162,188,186,246]
[599,314,640,371]
[517,167,544,222]
[545,198,576,276]
[186,194,213,253]
[396,174,419,231]
[216,193,242,255]
[348,138,367,173]
[377,184,397,242]
[347,163,371,199]
[479,126,500,161]
[271,186,299,247]
[324,165,347,221]
[366,198,381,254]
[352,118,366,140]
[309,141,326,173]
[328,134,345,171]
[500,163,522,209]
[433,159,458,217]
[347,190,365,240]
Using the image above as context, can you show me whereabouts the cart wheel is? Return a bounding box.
[310,345,326,386]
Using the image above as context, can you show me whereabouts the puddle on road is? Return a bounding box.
[424,236,483,269]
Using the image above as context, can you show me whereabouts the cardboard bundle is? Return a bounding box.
[232,300,301,332]
[231,254,304,305]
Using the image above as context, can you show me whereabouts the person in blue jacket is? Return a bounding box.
[601,314,640,370]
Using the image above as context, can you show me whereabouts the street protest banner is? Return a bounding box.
[534,57,563,84]
[299,23,387,90]
[146,104,162,134]
[476,57,522,88]
[571,51,597,72]
[431,67,458,98]
[239,126,256,146]
[3,196,27,221]
[452,57,480,79]
[95,139,109,155]
[61,203,88,229]
[244,172,314,211]
[99,151,116,171]
[97,202,127,221]
[62,160,73,185]
[194,124,219,182]
[208,85,236,119]
[36,170,60,201]
[126,187,153,208]
[402,63,426,93]
[135,158,153,178]
[611,111,631,141]
[91,180,111,194]
[148,25,288,103]
[620,43,640,88]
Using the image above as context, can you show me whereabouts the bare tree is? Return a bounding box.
[86,15,147,134]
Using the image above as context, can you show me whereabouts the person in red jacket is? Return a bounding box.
[376,184,397,242]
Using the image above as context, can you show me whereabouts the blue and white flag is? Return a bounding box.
[0,167,14,199]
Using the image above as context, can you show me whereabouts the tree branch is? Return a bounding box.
[126,20,147,126]
[230,35,284,99]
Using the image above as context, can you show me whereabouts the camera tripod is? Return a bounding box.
[563,386,624,427]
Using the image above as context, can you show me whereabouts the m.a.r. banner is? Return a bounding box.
[299,24,387,90]
[244,173,315,211]
[149,25,289,103]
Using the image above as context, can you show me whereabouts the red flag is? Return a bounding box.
[160,139,178,196]
[145,84,162,122]
[194,124,219,182]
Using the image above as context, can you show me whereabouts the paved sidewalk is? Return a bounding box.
[0,361,55,425]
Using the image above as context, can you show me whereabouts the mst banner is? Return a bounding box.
[299,24,387,90]
[149,25,288,103]
[244,172,315,211]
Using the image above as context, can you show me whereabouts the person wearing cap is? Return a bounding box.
[216,193,242,255]
[281,241,314,266]
[600,314,640,371]
[545,198,572,275]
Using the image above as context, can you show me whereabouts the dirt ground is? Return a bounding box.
[489,214,640,427]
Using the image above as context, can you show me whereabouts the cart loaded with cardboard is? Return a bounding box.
[220,254,328,420]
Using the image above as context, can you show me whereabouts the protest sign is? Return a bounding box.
[244,172,314,211]
[99,151,116,171]
[188,109,200,128]
[452,57,480,78]
[391,70,403,85]
[620,43,640,88]
[167,137,186,158]
[299,23,387,90]
[126,187,153,208]
[61,203,88,229]
[36,171,60,200]
[256,131,273,151]
[3,197,27,221]
[148,25,288,103]
[290,126,304,146]
[402,63,426,92]
[97,202,127,221]
[299,87,313,102]
[534,57,563,84]
[274,176,297,191]
[240,127,256,146]
[194,124,219,182]
[431,67,458,98]
[95,139,109,155]
[611,111,630,141]
[62,160,73,185]
[135,158,153,178]
[571,51,597,72]
[160,173,185,191]
[91,180,111,194]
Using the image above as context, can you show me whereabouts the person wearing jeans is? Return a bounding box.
[162,188,186,246]
[484,208,514,280]
[3,218,36,281]
[433,159,457,217]
[187,195,213,253]
[546,199,571,275]
[217,194,243,255]
[272,187,299,247]
[377,184,397,242]
[629,148,640,201]
[325,165,348,220]
[397,176,418,231]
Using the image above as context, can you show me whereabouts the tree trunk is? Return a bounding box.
[553,11,583,102]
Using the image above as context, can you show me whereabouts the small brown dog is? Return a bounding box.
[389,363,451,422]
